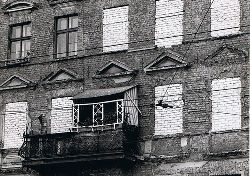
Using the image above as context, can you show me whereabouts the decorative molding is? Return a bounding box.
[93,60,136,78]
[144,50,188,73]
[205,44,247,61]
[2,57,30,68]
[47,0,81,6]
[0,75,33,91]
[43,68,81,84]
[93,60,137,83]
[3,1,38,13]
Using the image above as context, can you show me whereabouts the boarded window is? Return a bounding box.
[211,0,240,37]
[212,78,241,131]
[3,102,28,149]
[155,84,183,135]
[51,97,73,133]
[103,6,129,52]
[155,0,183,48]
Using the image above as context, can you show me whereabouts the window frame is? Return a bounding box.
[73,99,124,128]
[9,22,31,60]
[55,14,78,59]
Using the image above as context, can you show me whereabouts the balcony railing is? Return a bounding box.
[19,124,138,166]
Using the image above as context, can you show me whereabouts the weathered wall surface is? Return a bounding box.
[0,0,248,175]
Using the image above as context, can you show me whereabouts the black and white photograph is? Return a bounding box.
[0,0,249,175]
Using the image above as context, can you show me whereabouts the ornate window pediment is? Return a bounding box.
[93,60,136,83]
[205,45,247,66]
[144,50,188,72]
[3,1,38,13]
[43,68,79,83]
[95,60,134,76]
[0,75,32,90]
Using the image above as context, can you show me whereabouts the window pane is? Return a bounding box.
[79,105,93,126]
[69,16,78,28]
[23,24,31,37]
[69,32,77,56]
[11,41,21,59]
[21,40,31,58]
[57,18,67,30]
[57,33,67,58]
[12,26,21,38]
[103,102,117,125]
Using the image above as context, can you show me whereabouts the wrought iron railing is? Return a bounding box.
[19,125,138,160]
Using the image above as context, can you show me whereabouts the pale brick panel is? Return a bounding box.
[155,84,183,135]
[155,0,183,48]
[103,6,128,52]
[211,0,240,37]
[4,102,28,149]
[51,97,73,133]
[212,78,241,132]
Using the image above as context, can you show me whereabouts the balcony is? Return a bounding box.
[19,124,138,166]
[19,86,139,166]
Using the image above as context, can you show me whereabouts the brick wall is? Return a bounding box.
[211,77,241,132]
[155,0,183,47]
[211,0,240,37]
[51,97,73,133]
[103,6,129,52]
[155,84,183,135]
[0,0,248,174]
[3,102,27,149]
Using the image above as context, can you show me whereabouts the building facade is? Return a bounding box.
[0,0,249,175]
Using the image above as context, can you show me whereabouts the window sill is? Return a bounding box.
[183,32,247,44]
[209,128,248,134]
[1,57,30,68]
[102,49,128,55]
[205,150,248,160]
[55,54,78,60]
[48,0,81,6]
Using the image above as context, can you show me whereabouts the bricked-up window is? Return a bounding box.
[211,0,240,37]
[103,6,129,52]
[211,78,241,132]
[51,97,73,133]
[10,23,31,60]
[155,0,183,48]
[154,84,183,135]
[3,102,28,148]
[56,15,78,58]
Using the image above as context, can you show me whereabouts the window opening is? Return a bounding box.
[56,15,78,58]
[10,23,31,60]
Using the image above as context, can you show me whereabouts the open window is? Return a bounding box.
[72,86,139,129]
